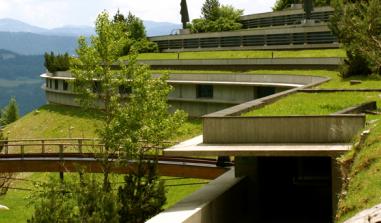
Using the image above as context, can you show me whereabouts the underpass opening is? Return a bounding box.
[245,156,333,223]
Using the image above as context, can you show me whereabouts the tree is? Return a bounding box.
[273,0,331,11]
[112,11,158,54]
[1,97,19,125]
[330,0,381,76]
[29,11,186,222]
[190,1,243,33]
[125,12,146,40]
[201,0,220,20]
[44,52,70,73]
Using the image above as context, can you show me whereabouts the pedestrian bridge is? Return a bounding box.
[0,138,227,179]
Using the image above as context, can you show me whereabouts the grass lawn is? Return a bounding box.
[243,92,381,116]
[0,104,204,222]
[4,104,202,153]
[126,49,346,60]
[0,173,208,223]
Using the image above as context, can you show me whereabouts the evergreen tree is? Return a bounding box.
[201,0,220,20]
[273,0,331,11]
[330,0,381,76]
[1,97,19,125]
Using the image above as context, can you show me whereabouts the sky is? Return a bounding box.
[0,0,277,28]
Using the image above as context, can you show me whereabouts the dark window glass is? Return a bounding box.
[63,81,69,91]
[49,79,52,88]
[54,80,59,90]
[92,81,101,93]
[256,87,275,98]
[46,79,49,88]
[119,85,132,95]
[197,85,213,98]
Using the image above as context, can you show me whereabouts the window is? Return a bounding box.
[197,85,213,98]
[256,87,275,98]
[63,81,69,91]
[49,79,53,88]
[46,79,49,88]
[119,85,132,95]
[54,80,59,90]
[92,81,101,93]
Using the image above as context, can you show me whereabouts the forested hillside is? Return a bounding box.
[0,49,45,114]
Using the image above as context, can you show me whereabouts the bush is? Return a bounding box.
[190,1,243,33]
[339,51,372,78]
[1,97,19,126]
[131,39,159,54]
[44,52,70,73]
[330,0,381,76]
[118,161,166,223]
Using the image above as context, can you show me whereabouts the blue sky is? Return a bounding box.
[0,0,276,28]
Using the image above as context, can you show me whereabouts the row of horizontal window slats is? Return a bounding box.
[241,11,333,29]
[156,31,337,50]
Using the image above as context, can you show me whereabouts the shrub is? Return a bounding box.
[44,52,70,73]
[130,39,159,54]
[190,1,243,33]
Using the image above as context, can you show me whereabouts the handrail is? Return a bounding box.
[0,138,174,155]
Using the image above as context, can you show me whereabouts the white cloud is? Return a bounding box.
[0,0,277,28]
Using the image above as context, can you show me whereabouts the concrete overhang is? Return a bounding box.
[167,80,303,88]
[164,135,352,157]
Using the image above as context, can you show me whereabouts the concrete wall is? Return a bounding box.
[139,58,343,71]
[42,73,312,117]
[146,168,247,223]
[150,23,333,40]
[203,115,365,143]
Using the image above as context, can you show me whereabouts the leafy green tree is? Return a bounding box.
[112,11,158,54]
[1,97,19,125]
[118,161,166,223]
[125,12,146,40]
[201,0,220,20]
[28,177,79,223]
[273,0,331,11]
[330,0,381,76]
[190,1,243,33]
[28,175,120,223]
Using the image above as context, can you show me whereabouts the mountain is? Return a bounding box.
[0,49,44,79]
[0,32,77,55]
[47,25,95,37]
[0,18,181,37]
[0,49,45,114]
[0,18,46,33]
[144,21,181,36]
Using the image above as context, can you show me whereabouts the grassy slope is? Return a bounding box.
[128,49,346,60]
[0,104,203,223]
[243,92,381,116]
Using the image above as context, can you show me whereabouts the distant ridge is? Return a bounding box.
[0,31,77,55]
[0,18,181,37]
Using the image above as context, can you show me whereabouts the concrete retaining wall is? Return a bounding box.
[203,115,365,144]
[139,58,343,71]
[146,168,247,223]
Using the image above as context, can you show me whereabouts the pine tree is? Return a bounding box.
[1,97,19,125]
[201,0,220,20]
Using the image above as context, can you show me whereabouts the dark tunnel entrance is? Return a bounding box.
[254,157,333,223]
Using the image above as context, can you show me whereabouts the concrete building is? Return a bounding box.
[41,72,322,117]
[150,7,338,52]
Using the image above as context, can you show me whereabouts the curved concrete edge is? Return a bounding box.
[146,168,246,223]
[203,76,330,117]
